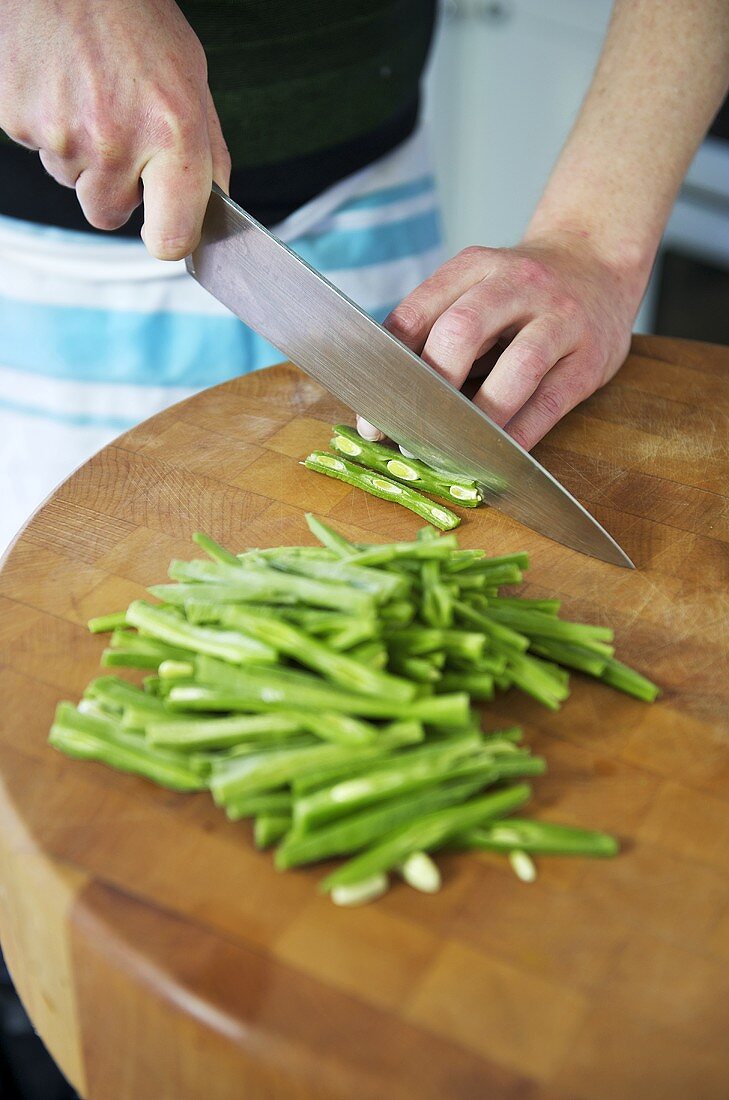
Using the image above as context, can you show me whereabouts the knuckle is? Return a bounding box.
[531,386,564,422]
[83,114,125,166]
[386,302,429,344]
[457,244,487,263]
[507,341,551,383]
[148,85,205,150]
[517,255,551,289]
[432,304,482,346]
[40,121,77,159]
[552,294,582,324]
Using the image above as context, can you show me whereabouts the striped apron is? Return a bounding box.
[0,129,444,552]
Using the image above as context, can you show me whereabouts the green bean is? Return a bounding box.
[192,531,240,565]
[87,610,128,634]
[445,551,530,574]
[146,712,305,751]
[277,777,486,869]
[386,628,484,663]
[437,672,494,700]
[399,851,441,893]
[85,676,168,714]
[530,639,608,676]
[178,657,471,724]
[305,513,358,557]
[126,600,278,666]
[209,722,424,803]
[331,875,389,906]
[265,552,407,601]
[216,606,416,701]
[455,818,619,857]
[487,605,614,650]
[292,733,485,830]
[150,571,375,614]
[329,425,482,507]
[254,814,291,848]
[420,559,454,628]
[319,784,531,892]
[304,451,461,531]
[50,703,206,792]
[347,641,389,669]
[487,595,561,615]
[600,657,660,702]
[454,600,529,653]
[224,792,292,821]
[345,535,458,567]
[506,652,571,710]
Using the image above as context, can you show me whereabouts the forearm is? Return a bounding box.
[525,0,729,288]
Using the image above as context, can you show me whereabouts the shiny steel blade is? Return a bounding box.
[187,185,633,568]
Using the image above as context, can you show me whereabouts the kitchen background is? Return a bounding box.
[425,0,729,345]
[1,2,728,1097]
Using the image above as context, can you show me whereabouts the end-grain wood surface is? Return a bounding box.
[1,335,728,1100]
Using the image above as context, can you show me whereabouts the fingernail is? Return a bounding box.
[356,417,384,441]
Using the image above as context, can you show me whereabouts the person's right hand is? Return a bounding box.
[0,0,230,260]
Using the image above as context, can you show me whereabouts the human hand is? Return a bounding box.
[0,0,230,259]
[359,232,645,450]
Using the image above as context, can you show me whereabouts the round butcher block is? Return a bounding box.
[0,335,728,1100]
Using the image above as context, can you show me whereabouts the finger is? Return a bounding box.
[75,167,142,231]
[355,416,384,441]
[504,353,593,450]
[38,148,82,189]
[206,88,231,193]
[419,282,529,390]
[472,318,573,426]
[140,146,212,260]
[384,246,494,352]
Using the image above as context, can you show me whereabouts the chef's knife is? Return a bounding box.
[186,185,633,568]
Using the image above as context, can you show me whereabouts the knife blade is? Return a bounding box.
[187,185,633,568]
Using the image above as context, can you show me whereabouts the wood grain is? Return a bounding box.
[0,336,728,1099]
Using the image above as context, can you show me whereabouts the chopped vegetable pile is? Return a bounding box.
[49,515,658,905]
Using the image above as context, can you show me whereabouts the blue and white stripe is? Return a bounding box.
[0,129,444,550]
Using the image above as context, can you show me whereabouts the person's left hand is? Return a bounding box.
[357,230,645,450]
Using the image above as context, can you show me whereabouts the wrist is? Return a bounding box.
[520,208,657,306]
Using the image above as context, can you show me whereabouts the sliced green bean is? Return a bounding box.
[150,572,375,614]
[330,425,482,507]
[50,703,205,792]
[304,451,461,531]
[217,606,415,702]
[254,814,291,848]
[126,600,277,666]
[455,818,619,857]
[192,531,240,565]
[319,784,531,892]
[305,513,359,558]
[277,777,485,869]
[292,733,484,830]
[146,712,305,751]
[87,610,128,634]
[210,722,425,803]
[600,657,660,702]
